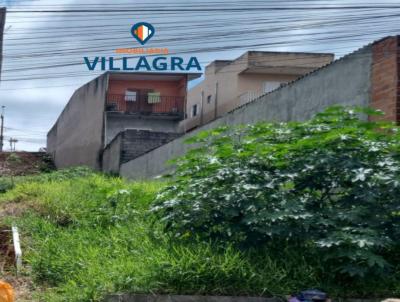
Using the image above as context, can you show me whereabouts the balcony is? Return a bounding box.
[106,94,185,119]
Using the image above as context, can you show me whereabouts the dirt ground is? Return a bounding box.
[0,178,42,300]
[0,152,54,177]
[0,225,35,301]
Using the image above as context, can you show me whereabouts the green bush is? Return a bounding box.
[0,177,14,193]
[153,106,400,278]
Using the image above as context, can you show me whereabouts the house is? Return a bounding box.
[0,7,6,80]
[185,51,334,130]
[47,72,201,172]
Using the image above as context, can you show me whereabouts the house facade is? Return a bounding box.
[185,51,334,130]
[47,72,200,171]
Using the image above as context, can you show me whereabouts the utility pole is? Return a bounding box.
[9,138,17,151]
[0,106,4,152]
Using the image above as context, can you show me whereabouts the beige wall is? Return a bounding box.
[185,51,333,131]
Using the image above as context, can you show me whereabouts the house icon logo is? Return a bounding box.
[131,22,155,45]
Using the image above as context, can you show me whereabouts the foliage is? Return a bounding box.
[152,106,400,278]
[38,153,56,173]
[0,169,333,301]
[1,164,400,301]
[6,153,22,165]
[0,178,14,193]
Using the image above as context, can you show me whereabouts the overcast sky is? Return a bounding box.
[0,0,400,151]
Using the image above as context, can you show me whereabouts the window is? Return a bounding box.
[192,104,198,117]
[207,95,212,104]
[262,81,281,94]
[148,92,161,104]
[125,90,137,102]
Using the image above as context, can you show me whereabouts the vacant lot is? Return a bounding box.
[0,167,399,302]
[0,152,54,176]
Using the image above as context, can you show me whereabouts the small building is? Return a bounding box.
[0,7,6,80]
[47,72,201,171]
[185,51,334,130]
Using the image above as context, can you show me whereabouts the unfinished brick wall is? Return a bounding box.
[102,129,181,174]
[120,130,181,164]
[371,36,400,122]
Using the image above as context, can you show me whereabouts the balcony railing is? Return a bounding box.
[106,94,185,118]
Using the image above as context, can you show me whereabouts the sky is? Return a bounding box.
[0,0,400,151]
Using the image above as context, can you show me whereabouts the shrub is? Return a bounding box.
[6,153,22,164]
[0,178,14,193]
[152,106,400,278]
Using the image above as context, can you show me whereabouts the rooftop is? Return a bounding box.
[206,50,334,76]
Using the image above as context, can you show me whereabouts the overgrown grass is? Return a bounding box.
[0,168,399,301]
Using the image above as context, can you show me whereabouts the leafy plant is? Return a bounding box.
[152,106,400,278]
[0,178,14,193]
[4,152,22,185]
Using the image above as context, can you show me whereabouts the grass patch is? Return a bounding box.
[0,168,399,301]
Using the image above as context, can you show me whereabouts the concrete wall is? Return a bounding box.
[0,7,6,80]
[103,129,181,174]
[47,74,109,170]
[47,124,57,159]
[102,134,122,174]
[120,44,373,179]
[105,113,183,144]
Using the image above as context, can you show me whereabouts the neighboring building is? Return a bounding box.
[47,72,201,171]
[0,7,6,80]
[185,51,334,130]
[120,36,400,180]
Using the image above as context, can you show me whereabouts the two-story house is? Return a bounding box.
[47,71,200,172]
[185,51,334,130]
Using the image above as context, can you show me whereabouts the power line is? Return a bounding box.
[7,6,400,13]
[0,32,391,80]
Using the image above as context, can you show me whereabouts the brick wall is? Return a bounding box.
[120,130,181,164]
[371,36,400,122]
[102,129,181,174]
